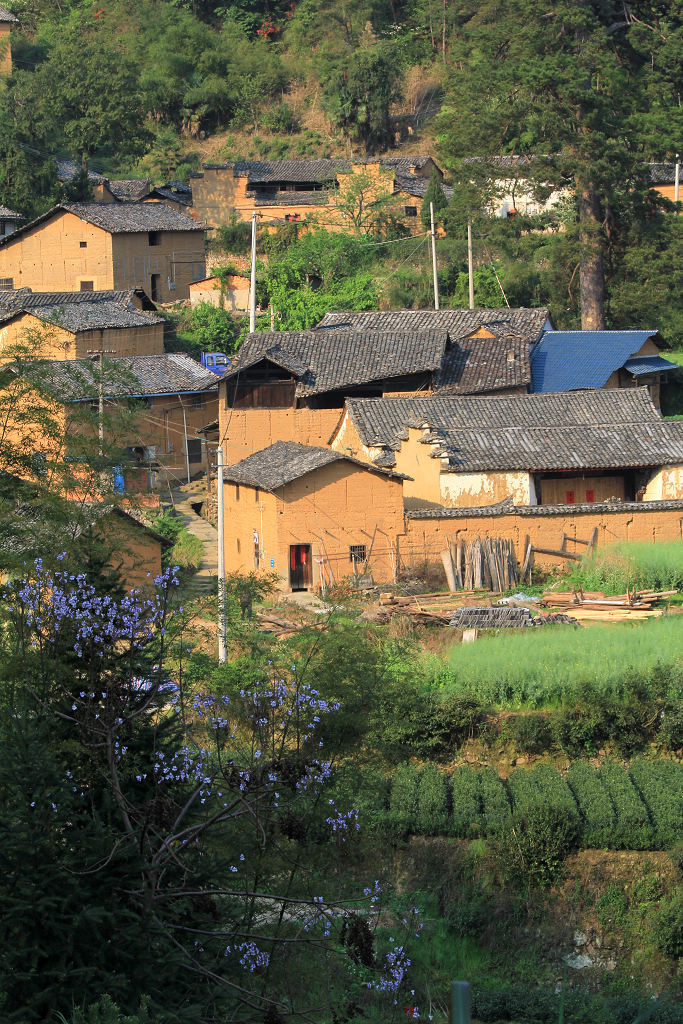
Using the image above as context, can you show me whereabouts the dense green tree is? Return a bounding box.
[322,43,402,153]
[420,167,448,229]
[436,1,683,329]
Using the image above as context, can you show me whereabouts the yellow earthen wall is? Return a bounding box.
[124,393,218,479]
[0,314,163,359]
[111,230,206,303]
[222,460,404,589]
[0,22,11,75]
[220,405,343,465]
[189,275,250,312]
[0,212,115,291]
[401,505,683,572]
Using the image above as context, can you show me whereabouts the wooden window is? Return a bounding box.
[566,490,575,504]
[230,381,296,409]
[585,489,595,503]
[0,277,13,289]
[148,231,161,246]
[191,395,205,409]
[80,280,94,291]
[404,205,418,217]
[349,544,367,564]
[79,241,87,248]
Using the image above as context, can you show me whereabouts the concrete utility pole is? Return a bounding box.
[467,220,474,309]
[87,347,116,456]
[430,200,440,310]
[249,210,257,333]
[176,394,191,485]
[675,154,680,206]
[449,981,471,1024]
[216,445,227,664]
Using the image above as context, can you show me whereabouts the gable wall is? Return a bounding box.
[219,404,342,465]
[0,22,11,75]
[0,315,164,360]
[0,212,115,291]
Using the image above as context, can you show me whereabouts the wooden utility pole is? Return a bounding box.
[467,220,474,309]
[430,201,440,310]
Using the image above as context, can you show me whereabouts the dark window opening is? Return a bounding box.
[150,274,161,301]
[187,438,202,464]
[235,485,240,501]
[148,231,161,246]
[404,205,418,217]
[349,544,367,564]
[254,488,259,502]
[289,544,312,591]
[80,280,94,291]
[79,241,87,248]
[236,538,241,553]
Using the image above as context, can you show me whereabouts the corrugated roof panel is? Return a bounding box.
[530,330,660,391]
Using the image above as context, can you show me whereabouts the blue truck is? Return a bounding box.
[201,353,231,377]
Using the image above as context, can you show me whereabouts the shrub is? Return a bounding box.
[478,766,511,834]
[567,761,616,848]
[450,765,482,837]
[506,804,581,888]
[508,713,554,754]
[629,758,683,849]
[388,762,419,837]
[600,761,653,849]
[656,697,683,751]
[415,764,449,835]
[652,889,683,958]
[554,703,608,756]
[596,882,628,928]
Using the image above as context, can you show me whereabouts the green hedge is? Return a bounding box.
[384,759,682,851]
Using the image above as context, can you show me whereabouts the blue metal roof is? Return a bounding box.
[530,330,661,392]
[623,355,679,376]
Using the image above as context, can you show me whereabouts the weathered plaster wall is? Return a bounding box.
[643,466,683,501]
[440,470,534,508]
[402,504,683,572]
[189,274,250,312]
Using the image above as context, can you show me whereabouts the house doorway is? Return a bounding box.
[289,544,312,591]
[151,274,161,302]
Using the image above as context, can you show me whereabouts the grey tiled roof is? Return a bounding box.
[39,353,218,401]
[0,6,19,20]
[0,205,23,219]
[149,182,193,206]
[378,156,434,173]
[223,440,404,491]
[433,334,529,393]
[423,419,683,472]
[202,157,434,185]
[316,307,551,345]
[648,163,676,185]
[0,289,163,330]
[56,159,106,184]
[250,190,329,207]
[407,498,683,519]
[107,179,152,202]
[64,202,205,232]
[394,173,454,201]
[227,329,449,397]
[345,386,663,447]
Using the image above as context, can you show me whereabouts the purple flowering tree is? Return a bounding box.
[0,558,422,1022]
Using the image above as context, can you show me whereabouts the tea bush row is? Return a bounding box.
[383,759,682,849]
[470,981,681,1024]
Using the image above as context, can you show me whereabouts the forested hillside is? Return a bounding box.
[0,1,680,334]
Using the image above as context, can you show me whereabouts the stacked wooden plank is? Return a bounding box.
[441,537,519,593]
[449,606,536,629]
[540,588,676,621]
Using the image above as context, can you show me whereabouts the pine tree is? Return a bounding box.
[420,168,448,230]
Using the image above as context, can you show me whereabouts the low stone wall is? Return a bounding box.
[401,500,683,571]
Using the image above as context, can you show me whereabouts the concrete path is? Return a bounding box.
[171,485,218,598]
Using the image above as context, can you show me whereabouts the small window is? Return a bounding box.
[236,538,241,553]
[349,544,367,564]
[404,205,418,217]
[254,488,259,502]
[191,395,205,409]
[79,241,87,248]
[148,231,161,246]
[0,277,14,289]
[235,484,240,501]
[566,490,575,504]
[80,280,94,291]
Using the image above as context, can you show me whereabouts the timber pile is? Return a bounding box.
[441,537,518,593]
[540,588,676,621]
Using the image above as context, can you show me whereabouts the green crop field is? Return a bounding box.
[568,540,683,594]
[431,616,682,708]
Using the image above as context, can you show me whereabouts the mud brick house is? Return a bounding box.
[221,440,405,590]
[190,156,450,231]
[0,5,17,75]
[330,388,683,509]
[219,308,550,463]
[0,289,164,359]
[24,352,219,489]
[530,329,678,409]
[0,203,207,302]
[648,163,679,205]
